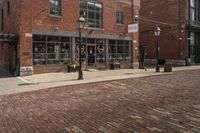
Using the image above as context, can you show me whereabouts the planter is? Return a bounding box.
[67,65,80,72]
[110,63,121,70]
[164,63,172,72]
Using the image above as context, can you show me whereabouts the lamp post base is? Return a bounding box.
[156,65,160,72]
[78,70,83,80]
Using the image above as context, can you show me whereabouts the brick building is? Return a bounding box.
[0,0,140,76]
[139,0,200,65]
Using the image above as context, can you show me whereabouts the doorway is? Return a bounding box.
[87,45,96,67]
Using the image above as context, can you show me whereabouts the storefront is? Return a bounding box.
[188,31,200,64]
[32,34,132,73]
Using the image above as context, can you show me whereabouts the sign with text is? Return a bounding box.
[128,23,138,33]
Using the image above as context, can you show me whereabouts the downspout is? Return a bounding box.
[178,0,182,59]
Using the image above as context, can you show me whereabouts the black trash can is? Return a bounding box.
[139,45,147,69]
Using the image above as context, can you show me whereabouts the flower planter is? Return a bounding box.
[67,65,80,72]
[110,63,121,70]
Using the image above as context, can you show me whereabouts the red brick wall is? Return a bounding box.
[139,0,188,61]
[19,0,134,67]
[0,43,9,69]
[1,0,140,74]
[19,0,33,67]
[30,0,133,36]
[0,0,21,69]
[0,0,21,34]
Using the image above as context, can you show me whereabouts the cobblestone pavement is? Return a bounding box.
[0,70,199,133]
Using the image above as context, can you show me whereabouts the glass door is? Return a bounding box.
[87,45,96,67]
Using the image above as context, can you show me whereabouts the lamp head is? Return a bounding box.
[78,16,86,29]
[154,26,161,36]
[134,15,139,21]
[78,16,86,23]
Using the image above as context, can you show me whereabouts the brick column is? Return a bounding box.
[132,0,140,68]
[19,0,33,76]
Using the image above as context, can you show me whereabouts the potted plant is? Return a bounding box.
[110,59,121,70]
[67,60,80,72]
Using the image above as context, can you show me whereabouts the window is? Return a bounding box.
[190,0,200,24]
[190,0,195,7]
[190,8,195,21]
[7,1,10,16]
[33,35,71,65]
[96,39,105,63]
[116,11,123,24]
[108,40,131,63]
[189,32,200,63]
[1,8,4,31]
[75,38,86,62]
[50,0,61,16]
[80,0,103,28]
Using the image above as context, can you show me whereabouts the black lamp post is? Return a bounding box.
[77,16,86,80]
[154,26,161,72]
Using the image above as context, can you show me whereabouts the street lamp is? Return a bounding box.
[77,16,86,80]
[154,26,161,72]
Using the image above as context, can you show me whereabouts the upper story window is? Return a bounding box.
[1,8,4,31]
[116,11,123,24]
[80,0,103,28]
[7,1,10,16]
[50,0,61,16]
[190,0,200,23]
[190,0,195,7]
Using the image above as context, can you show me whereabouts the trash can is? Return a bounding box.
[139,45,147,69]
[164,63,172,72]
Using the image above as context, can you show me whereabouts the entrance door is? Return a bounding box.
[87,45,95,67]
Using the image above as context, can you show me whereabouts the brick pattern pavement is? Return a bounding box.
[0,70,199,133]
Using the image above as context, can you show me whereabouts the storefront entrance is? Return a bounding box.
[87,45,96,67]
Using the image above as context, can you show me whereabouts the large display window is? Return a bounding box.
[33,35,71,65]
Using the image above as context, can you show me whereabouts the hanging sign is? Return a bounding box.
[128,23,138,33]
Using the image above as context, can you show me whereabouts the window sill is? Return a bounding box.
[49,14,63,19]
[86,27,104,31]
[116,23,124,26]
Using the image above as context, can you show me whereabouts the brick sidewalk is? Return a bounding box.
[0,70,199,133]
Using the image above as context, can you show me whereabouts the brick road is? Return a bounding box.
[0,70,199,133]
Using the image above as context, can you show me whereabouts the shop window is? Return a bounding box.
[108,40,131,63]
[96,39,105,63]
[48,36,59,42]
[80,0,103,28]
[87,38,96,44]
[75,37,86,62]
[33,35,46,42]
[60,42,71,64]
[50,0,61,16]
[33,35,71,65]
[33,43,47,65]
[47,43,60,64]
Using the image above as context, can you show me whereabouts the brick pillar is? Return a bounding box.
[19,0,33,76]
[132,0,140,68]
